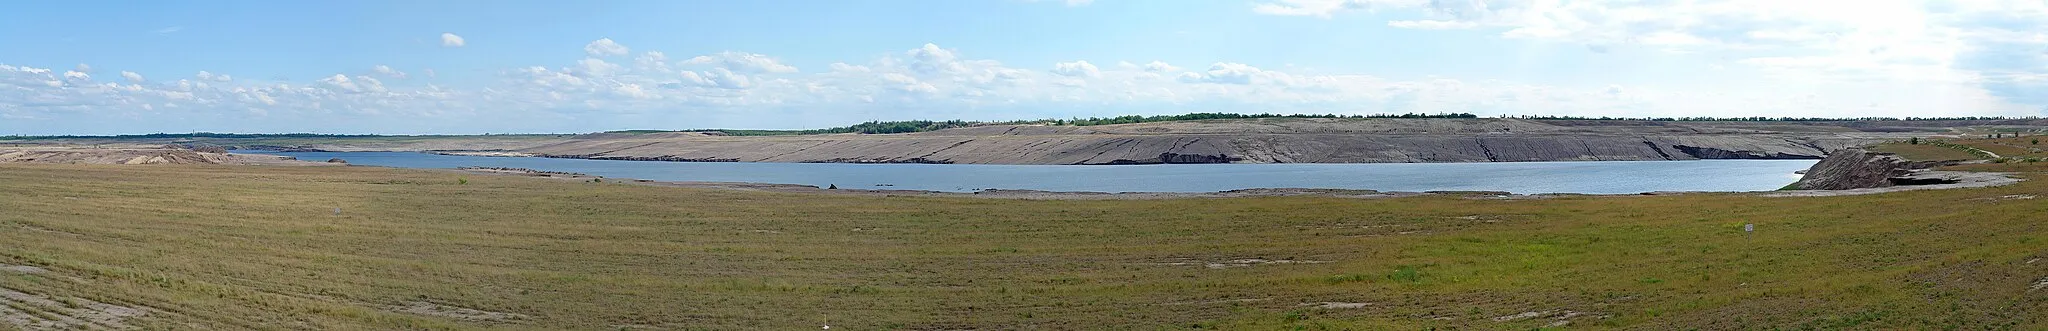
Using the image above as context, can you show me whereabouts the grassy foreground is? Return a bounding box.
[0,164,2044,330]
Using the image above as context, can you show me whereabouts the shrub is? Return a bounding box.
[1388,266,1421,283]
[1909,137,1920,145]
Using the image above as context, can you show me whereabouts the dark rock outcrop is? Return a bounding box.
[1159,152,1242,164]
[1672,145,1819,160]
[1790,149,1960,190]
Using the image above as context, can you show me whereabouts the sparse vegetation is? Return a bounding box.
[0,163,2043,329]
[1870,142,1985,161]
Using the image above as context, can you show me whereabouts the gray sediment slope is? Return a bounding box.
[1779,148,2020,195]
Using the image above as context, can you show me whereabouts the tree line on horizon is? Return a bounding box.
[1501,115,2035,121]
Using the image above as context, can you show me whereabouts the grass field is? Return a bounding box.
[1870,141,1990,161]
[1,160,2045,329]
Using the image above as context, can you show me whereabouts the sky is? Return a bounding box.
[4,0,2048,135]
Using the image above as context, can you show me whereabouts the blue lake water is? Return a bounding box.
[241,151,1817,194]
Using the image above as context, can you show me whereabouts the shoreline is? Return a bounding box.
[253,149,1824,166]
[444,165,2017,200]
[323,149,1833,165]
[227,151,2020,199]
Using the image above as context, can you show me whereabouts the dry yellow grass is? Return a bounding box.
[0,164,2043,330]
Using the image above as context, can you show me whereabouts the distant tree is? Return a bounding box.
[2033,138,2040,145]
[1909,137,1920,145]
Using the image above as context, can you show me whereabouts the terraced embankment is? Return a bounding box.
[518,118,1920,164]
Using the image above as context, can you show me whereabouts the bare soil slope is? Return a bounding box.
[0,145,325,165]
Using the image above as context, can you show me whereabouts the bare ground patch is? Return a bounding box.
[1147,258,1333,269]
[0,264,46,274]
[0,287,152,330]
[389,301,530,323]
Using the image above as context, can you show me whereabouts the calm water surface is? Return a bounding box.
[243,151,1815,194]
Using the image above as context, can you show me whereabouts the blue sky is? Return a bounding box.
[4,0,2047,135]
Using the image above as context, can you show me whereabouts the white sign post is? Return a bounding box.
[1744,223,1754,240]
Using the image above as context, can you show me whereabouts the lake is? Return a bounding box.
[241,151,1817,194]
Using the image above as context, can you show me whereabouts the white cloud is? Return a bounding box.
[830,63,870,73]
[195,71,231,82]
[441,33,466,47]
[880,73,937,93]
[1177,62,1294,85]
[74,64,91,73]
[3,38,2039,135]
[585,38,629,57]
[635,51,671,73]
[574,58,624,77]
[1248,0,2048,111]
[1051,60,1101,77]
[318,74,361,92]
[1387,20,1478,29]
[1252,0,1420,18]
[682,52,799,73]
[372,65,407,79]
[1142,61,1179,72]
[906,43,967,75]
[701,68,753,89]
